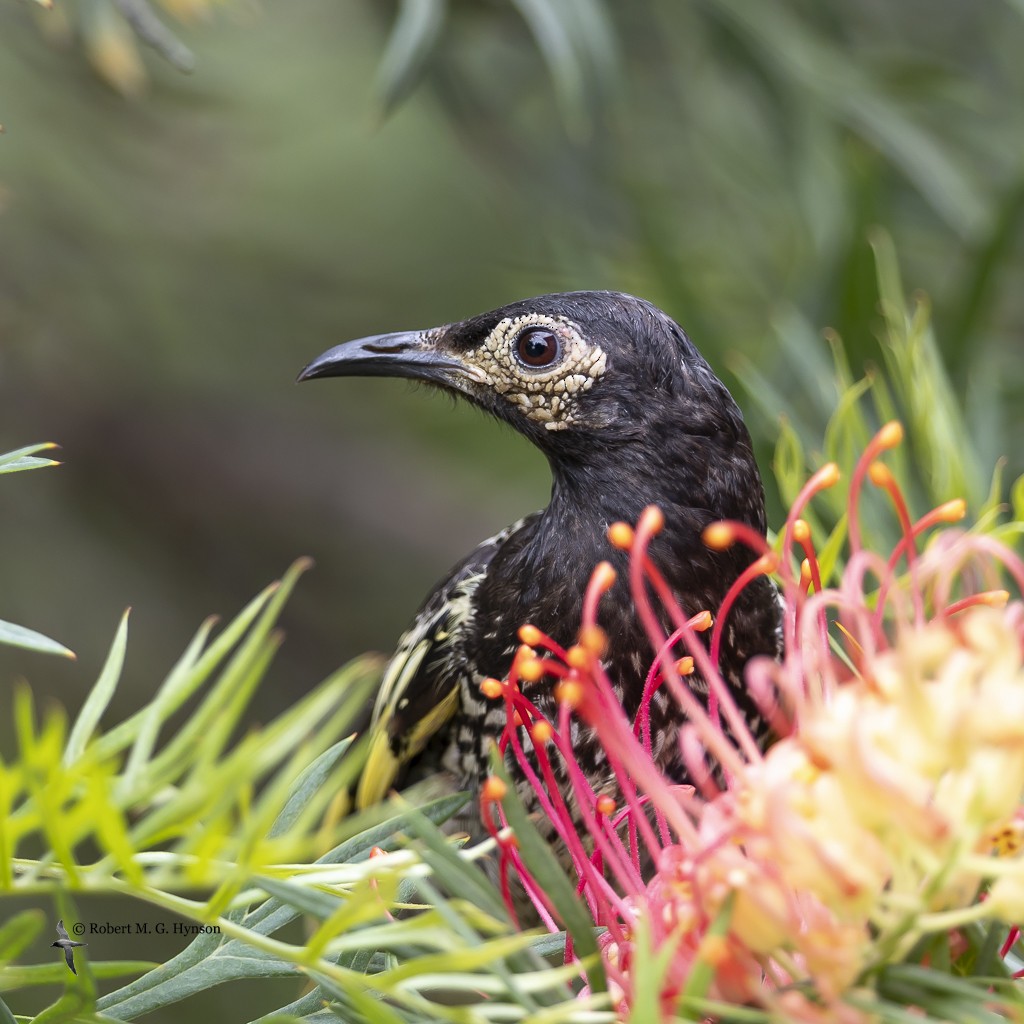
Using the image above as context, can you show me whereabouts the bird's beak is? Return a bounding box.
[297,331,478,388]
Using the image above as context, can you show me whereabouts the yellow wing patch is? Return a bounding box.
[350,515,535,812]
[354,684,460,809]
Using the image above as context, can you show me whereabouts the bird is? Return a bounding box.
[298,290,782,823]
[52,919,86,975]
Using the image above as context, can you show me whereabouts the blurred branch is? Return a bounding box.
[110,0,195,71]
[946,172,1024,374]
[705,0,988,238]
[373,0,618,137]
[375,0,447,116]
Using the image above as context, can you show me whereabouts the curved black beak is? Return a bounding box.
[297,331,472,386]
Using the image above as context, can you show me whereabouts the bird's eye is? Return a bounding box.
[515,328,560,368]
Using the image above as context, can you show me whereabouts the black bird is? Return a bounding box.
[299,291,781,817]
[52,919,86,975]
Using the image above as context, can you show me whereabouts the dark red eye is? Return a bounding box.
[515,328,560,368]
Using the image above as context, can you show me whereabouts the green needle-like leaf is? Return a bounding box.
[492,754,606,995]
[0,910,45,964]
[676,895,734,1015]
[0,619,75,659]
[119,614,218,790]
[267,736,354,839]
[0,442,60,475]
[400,804,508,922]
[376,0,447,115]
[64,610,129,767]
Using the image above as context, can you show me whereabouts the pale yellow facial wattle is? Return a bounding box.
[458,313,608,431]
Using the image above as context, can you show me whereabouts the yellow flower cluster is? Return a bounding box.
[616,600,1024,1020]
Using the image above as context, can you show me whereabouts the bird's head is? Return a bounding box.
[300,291,745,452]
[300,291,764,534]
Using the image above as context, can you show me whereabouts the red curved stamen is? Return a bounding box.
[848,421,903,560]
[868,460,925,627]
[631,527,762,772]
[943,590,1010,617]
[709,553,779,677]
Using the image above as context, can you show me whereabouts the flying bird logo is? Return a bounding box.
[52,919,86,975]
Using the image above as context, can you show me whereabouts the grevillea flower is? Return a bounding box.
[481,422,1024,1021]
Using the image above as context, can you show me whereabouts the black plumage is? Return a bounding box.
[299,291,781,816]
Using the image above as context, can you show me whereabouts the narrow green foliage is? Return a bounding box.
[0,442,60,475]
[119,614,219,789]
[95,793,481,1020]
[0,564,392,1020]
[64,609,129,768]
[400,804,508,921]
[0,443,73,658]
[375,0,616,137]
[875,964,1014,1023]
[491,752,607,996]
[675,894,734,1016]
[709,0,986,236]
[947,174,1024,373]
[0,910,44,965]
[267,737,354,839]
[375,0,447,115]
[739,233,1024,585]
[870,230,981,504]
[0,620,74,659]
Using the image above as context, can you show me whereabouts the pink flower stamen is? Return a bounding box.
[484,422,1024,1021]
[847,421,903,559]
[709,551,780,677]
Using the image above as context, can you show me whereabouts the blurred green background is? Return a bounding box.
[1,1,1023,1020]
[2,0,1023,719]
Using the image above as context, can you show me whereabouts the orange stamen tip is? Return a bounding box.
[369,846,386,858]
[482,776,507,802]
[596,795,616,816]
[702,522,735,550]
[607,521,634,549]
[936,498,967,522]
[554,679,584,708]
[639,504,665,534]
[690,610,713,632]
[676,656,695,675]
[800,558,812,585]
[517,657,545,683]
[512,710,524,727]
[877,420,904,449]
[868,461,894,487]
[566,644,590,670]
[699,934,730,967]
[531,720,553,744]
[591,560,617,591]
[791,518,811,544]
[480,677,504,699]
[578,624,608,657]
[814,462,841,488]
[755,552,780,574]
[981,590,1010,608]
[518,623,544,646]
